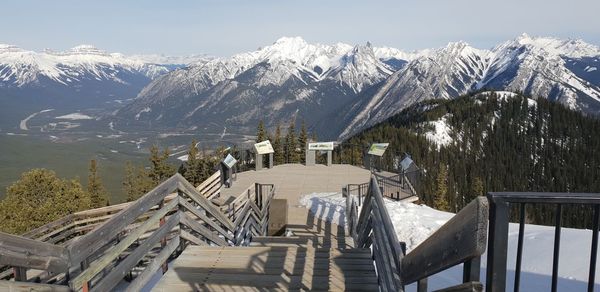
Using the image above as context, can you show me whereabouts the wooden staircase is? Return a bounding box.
[153,236,378,291]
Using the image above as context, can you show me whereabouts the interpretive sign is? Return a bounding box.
[308,142,334,151]
[368,143,389,156]
[222,154,237,169]
[254,140,274,155]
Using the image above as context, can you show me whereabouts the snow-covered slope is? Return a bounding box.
[301,192,600,291]
[118,37,408,130]
[337,34,600,139]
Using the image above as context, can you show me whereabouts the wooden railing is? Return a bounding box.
[0,172,274,291]
[346,176,488,292]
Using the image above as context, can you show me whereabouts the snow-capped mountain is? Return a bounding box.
[337,34,600,139]
[117,37,405,131]
[0,44,208,130]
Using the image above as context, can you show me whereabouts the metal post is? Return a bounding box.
[515,203,526,292]
[589,205,600,292]
[417,278,428,292]
[486,198,510,292]
[551,204,562,292]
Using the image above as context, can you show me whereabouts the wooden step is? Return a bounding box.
[249,236,355,248]
[153,245,378,291]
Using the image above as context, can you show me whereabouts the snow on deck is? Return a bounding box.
[300,192,600,291]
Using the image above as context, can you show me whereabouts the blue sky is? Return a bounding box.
[2,0,599,56]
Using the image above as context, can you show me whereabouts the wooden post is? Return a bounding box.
[158,200,168,274]
[13,267,26,281]
[80,259,89,292]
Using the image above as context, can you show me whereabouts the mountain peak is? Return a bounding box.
[273,36,308,47]
[0,44,24,53]
[64,45,108,56]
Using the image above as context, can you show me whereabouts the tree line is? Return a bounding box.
[338,92,600,228]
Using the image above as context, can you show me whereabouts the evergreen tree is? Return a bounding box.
[299,121,308,164]
[273,124,284,165]
[434,165,450,211]
[256,120,267,142]
[285,120,299,163]
[87,159,109,207]
[123,161,154,202]
[472,176,484,197]
[149,145,176,185]
[0,169,91,234]
[181,139,201,186]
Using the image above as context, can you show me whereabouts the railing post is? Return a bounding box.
[486,197,510,292]
[80,259,89,292]
[177,190,186,251]
[13,267,26,282]
[158,199,168,274]
[417,278,428,292]
[463,256,481,282]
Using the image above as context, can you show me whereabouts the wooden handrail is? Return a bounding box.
[347,176,488,292]
[0,172,276,291]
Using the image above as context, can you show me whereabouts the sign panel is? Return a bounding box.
[308,142,334,151]
[368,143,389,156]
[222,154,237,169]
[254,140,274,155]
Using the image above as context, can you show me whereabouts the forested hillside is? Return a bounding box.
[338,91,600,227]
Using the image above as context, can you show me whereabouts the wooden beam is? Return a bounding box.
[68,174,183,265]
[0,280,70,292]
[178,197,233,240]
[70,198,178,289]
[179,212,228,246]
[0,231,68,273]
[401,197,489,285]
[91,213,180,292]
[126,236,180,292]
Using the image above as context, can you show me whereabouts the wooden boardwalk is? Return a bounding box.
[153,164,378,291]
[153,245,378,291]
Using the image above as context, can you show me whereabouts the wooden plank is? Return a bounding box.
[195,171,220,192]
[179,212,228,246]
[0,280,70,292]
[0,231,68,273]
[180,230,208,246]
[401,197,489,285]
[125,236,180,292]
[176,178,235,231]
[178,198,233,240]
[91,212,180,292]
[68,174,182,265]
[433,281,483,292]
[70,198,178,289]
[22,214,74,239]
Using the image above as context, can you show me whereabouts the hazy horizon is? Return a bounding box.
[1,0,599,57]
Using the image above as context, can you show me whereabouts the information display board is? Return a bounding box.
[368,143,389,156]
[308,142,334,151]
[254,140,274,155]
[222,154,237,169]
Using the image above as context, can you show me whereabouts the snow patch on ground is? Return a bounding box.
[55,113,93,120]
[424,115,452,147]
[300,192,600,291]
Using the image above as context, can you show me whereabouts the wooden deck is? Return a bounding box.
[152,245,378,291]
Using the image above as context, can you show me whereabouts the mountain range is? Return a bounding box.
[1,35,599,140]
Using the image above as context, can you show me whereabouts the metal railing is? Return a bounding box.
[486,192,600,292]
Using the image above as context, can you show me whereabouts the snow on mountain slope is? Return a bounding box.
[339,41,489,139]
[0,44,207,87]
[338,35,600,140]
[301,192,600,291]
[121,37,406,129]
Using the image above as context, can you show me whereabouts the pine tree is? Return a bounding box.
[285,120,299,163]
[299,121,308,164]
[182,139,201,186]
[273,124,284,165]
[256,120,266,143]
[124,161,154,202]
[472,176,484,197]
[87,159,109,207]
[0,169,91,234]
[434,164,450,211]
[149,145,176,185]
